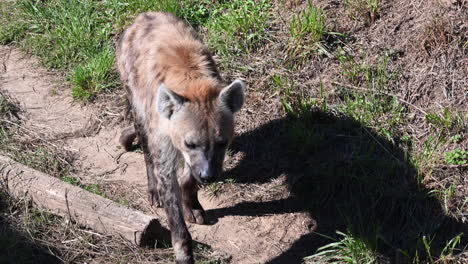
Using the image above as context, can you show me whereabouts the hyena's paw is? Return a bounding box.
[147,188,162,207]
[183,207,205,225]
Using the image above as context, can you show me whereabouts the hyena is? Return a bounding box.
[116,12,245,263]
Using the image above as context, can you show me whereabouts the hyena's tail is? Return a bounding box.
[119,125,138,151]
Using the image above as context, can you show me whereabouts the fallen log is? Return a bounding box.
[0,155,169,247]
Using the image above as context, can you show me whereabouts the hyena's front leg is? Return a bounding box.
[181,163,205,224]
[144,153,162,207]
[156,166,194,263]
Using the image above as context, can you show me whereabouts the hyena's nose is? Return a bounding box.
[199,168,213,183]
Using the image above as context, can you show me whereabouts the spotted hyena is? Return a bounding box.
[116,12,245,263]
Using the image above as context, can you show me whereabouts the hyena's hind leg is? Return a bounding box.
[119,125,138,151]
[180,163,205,224]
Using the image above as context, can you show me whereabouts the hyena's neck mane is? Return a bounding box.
[159,42,224,104]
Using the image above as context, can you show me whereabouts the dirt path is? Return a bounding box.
[0,46,311,263]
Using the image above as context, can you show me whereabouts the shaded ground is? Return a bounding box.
[0,193,61,264]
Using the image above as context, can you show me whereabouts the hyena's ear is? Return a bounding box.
[219,79,245,113]
[157,84,186,119]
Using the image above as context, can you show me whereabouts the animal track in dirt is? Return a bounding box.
[0,45,312,263]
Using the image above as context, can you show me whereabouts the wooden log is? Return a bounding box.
[0,155,170,247]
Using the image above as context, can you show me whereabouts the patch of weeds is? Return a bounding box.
[272,74,329,112]
[0,92,20,119]
[413,233,463,264]
[425,108,465,137]
[180,0,213,28]
[335,53,405,142]
[60,175,80,186]
[339,94,405,142]
[449,134,462,144]
[444,149,467,165]
[0,0,117,102]
[109,0,214,33]
[109,0,182,32]
[206,0,272,57]
[429,184,456,214]
[0,2,27,44]
[281,94,330,154]
[84,184,105,197]
[117,198,130,207]
[270,73,295,96]
[205,181,223,199]
[288,0,328,61]
[411,135,446,184]
[338,52,398,91]
[344,0,381,25]
[272,75,333,153]
[60,176,106,197]
[306,230,378,263]
[225,178,236,184]
[17,0,112,70]
[71,47,119,101]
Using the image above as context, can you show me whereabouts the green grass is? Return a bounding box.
[288,0,328,60]
[12,0,112,69]
[306,230,378,263]
[344,0,381,25]
[71,47,119,101]
[425,108,465,137]
[337,52,398,91]
[334,53,406,142]
[444,149,467,165]
[206,0,272,57]
[108,0,214,33]
[0,92,20,118]
[415,233,463,264]
[61,175,106,197]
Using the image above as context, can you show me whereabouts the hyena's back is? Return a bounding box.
[117,12,221,114]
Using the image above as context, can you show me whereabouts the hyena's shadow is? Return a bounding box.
[209,109,468,263]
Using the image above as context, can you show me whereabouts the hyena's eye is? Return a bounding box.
[185,141,198,150]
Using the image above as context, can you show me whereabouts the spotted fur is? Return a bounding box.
[116,12,245,263]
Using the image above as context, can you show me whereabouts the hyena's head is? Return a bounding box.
[157,79,245,184]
